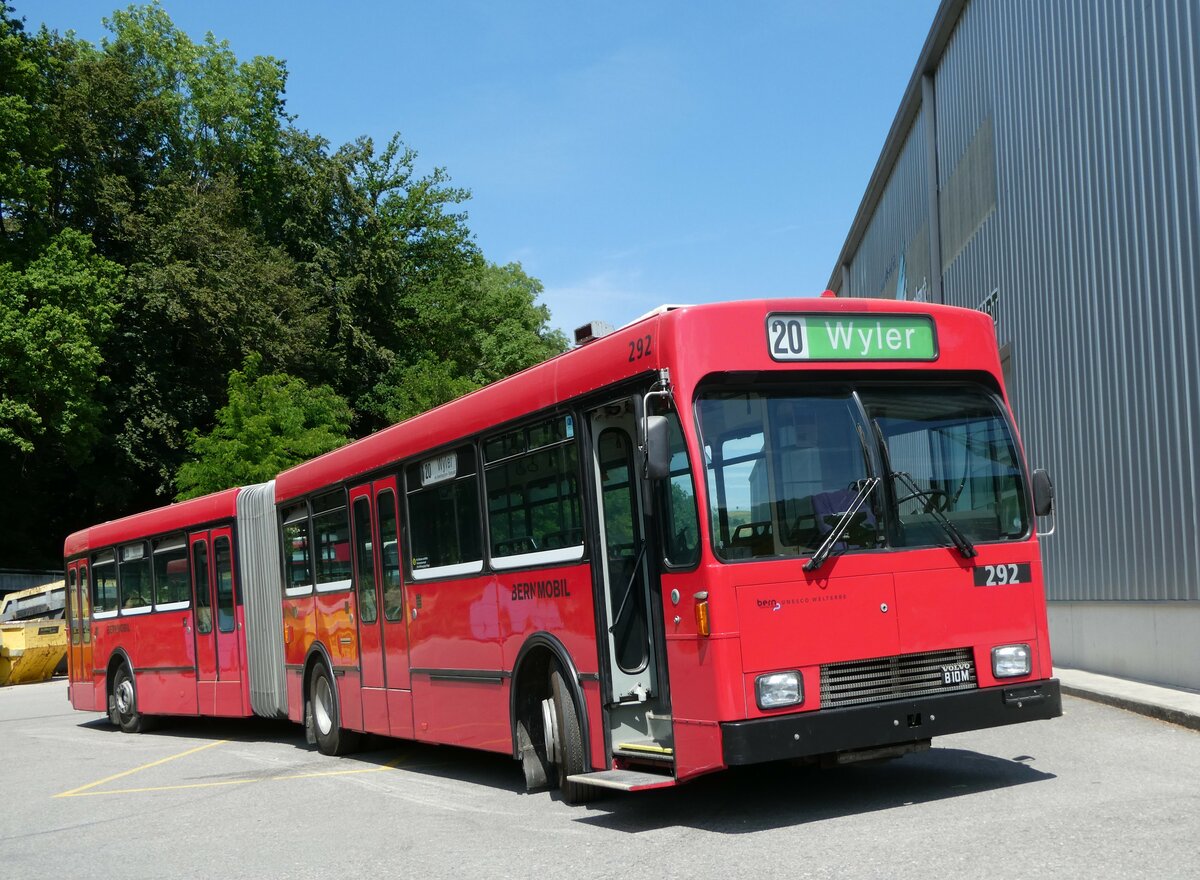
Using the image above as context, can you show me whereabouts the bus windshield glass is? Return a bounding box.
[697,383,1028,562]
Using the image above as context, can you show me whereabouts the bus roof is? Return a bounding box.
[274,297,1000,504]
[63,487,241,559]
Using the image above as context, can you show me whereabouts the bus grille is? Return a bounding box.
[820,648,977,709]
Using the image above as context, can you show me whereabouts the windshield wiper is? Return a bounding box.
[890,470,977,559]
[803,477,881,572]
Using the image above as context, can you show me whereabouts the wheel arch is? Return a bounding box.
[509,632,592,764]
[106,647,134,700]
[302,641,336,701]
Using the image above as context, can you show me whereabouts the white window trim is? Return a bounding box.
[121,605,152,616]
[156,600,190,613]
[315,577,352,593]
[491,545,585,571]
[93,609,118,620]
[409,560,484,581]
[285,584,313,597]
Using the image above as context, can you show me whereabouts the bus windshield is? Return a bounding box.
[697,383,1029,562]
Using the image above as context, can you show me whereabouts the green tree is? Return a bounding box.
[0,2,570,565]
[0,228,121,459]
[115,173,325,490]
[175,354,351,499]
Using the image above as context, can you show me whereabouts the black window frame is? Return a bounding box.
[91,550,119,616]
[280,501,314,596]
[311,488,353,594]
[482,412,587,572]
[404,444,485,582]
[693,376,1033,564]
[151,533,191,609]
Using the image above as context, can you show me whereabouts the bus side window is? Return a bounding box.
[193,542,212,634]
[92,552,118,614]
[79,566,90,642]
[659,410,700,567]
[214,536,235,633]
[352,496,377,624]
[67,568,79,645]
[377,489,403,621]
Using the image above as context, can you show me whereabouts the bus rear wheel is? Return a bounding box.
[110,664,150,733]
[546,666,597,805]
[308,663,359,756]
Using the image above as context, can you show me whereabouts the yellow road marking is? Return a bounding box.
[55,740,229,798]
[56,749,404,799]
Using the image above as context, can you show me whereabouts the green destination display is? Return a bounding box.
[766,313,938,361]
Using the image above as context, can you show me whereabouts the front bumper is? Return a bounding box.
[721,678,1061,766]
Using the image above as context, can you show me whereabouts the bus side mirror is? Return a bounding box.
[1032,468,1054,517]
[644,416,670,480]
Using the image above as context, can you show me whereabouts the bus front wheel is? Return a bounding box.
[547,666,597,805]
[110,664,150,733]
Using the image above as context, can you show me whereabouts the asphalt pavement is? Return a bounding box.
[3,674,1200,879]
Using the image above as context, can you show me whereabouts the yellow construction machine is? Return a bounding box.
[0,579,67,686]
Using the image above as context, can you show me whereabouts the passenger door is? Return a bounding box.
[350,482,387,732]
[66,563,86,706]
[376,479,413,738]
[589,401,659,704]
[347,478,411,737]
[190,532,217,714]
[210,527,245,715]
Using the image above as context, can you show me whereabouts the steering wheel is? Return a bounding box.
[896,488,951,513]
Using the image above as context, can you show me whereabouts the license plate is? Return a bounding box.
[941,662,975,685]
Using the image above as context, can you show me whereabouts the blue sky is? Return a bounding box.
[28,1,940,336]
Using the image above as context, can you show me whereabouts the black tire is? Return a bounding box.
[309,663,359,756]
[550,666,597,804]
[111,664,149,733]
[516,716,551,791]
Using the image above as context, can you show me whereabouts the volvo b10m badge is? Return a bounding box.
[941,662,975,685]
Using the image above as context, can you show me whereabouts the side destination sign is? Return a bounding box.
[766,312,938,362]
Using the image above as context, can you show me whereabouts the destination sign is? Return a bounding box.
[766,313,938,361]
[420,451,458,486]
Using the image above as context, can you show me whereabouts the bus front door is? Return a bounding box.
[589,399,672,758]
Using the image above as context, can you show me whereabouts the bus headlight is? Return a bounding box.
[756,671,802,710]
[991,644,1031,678]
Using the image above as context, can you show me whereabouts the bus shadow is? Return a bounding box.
[77,714,308,746]
[572,748,1055,833]
[74,715,528,790]
[73,718,1054,822]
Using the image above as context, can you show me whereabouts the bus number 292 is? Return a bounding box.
[973,563,1031,586]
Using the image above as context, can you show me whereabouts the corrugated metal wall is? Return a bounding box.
[842,0,1200,604]
[849,110,933,301]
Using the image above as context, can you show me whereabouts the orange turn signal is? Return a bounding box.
[694,592,710,637]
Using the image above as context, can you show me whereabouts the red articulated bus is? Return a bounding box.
[64,297,1062,803]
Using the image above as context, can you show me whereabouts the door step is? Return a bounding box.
[614,740,674,762]
[565,769,677,792]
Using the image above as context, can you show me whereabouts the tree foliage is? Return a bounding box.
[0,229,121,458]
[0,2,567,565]
[175,355,351,500]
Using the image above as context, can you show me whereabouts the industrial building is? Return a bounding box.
[830,0,1199,689]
